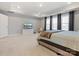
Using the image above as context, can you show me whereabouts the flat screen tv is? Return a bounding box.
[24,24,32,29]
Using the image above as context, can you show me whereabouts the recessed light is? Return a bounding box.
[40,4,43,7]
[17,6,20,8]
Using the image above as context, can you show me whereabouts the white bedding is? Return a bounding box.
[50,31,79,51]
[51,31,79,40]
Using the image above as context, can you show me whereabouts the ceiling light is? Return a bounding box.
[40,4,43,7]
[17,6,20,8]
[67,2,72,4]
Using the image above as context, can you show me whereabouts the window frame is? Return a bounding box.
[61,13,69,31]
[52,15,58,30]
[46,16,50,30]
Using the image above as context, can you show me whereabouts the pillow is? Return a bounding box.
[40,31,52,39]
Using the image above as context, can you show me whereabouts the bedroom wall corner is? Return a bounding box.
[74,10,79,31]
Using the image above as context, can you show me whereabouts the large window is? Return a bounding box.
[44,11,74,31]
[61,13,69,31]
[46,17,50,30]
[52,15,57,30]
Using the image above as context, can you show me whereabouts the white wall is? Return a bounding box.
[23,17,41,32]
[8,16,41,35]
[74,10,79,31]
[0,13,8,37]
[40,18,45,30]
[8,16,23,35]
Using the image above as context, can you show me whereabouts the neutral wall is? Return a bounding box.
[74,10,79,31]
[40,18,45,30]
[8,16,23,35]
[23,17,41,32]
[8,16,41,35]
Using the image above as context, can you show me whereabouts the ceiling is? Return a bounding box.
[0,2,78,18]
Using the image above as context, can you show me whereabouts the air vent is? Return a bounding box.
[7,11,15,13]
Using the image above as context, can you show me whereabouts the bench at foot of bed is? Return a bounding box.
[38,39,79,56]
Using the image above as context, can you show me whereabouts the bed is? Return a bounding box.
[38,31,79,56]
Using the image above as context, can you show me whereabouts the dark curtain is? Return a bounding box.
[50,16,52,30]
[57,14,61,30]
[69,11,74,31]
[44,17,47,31]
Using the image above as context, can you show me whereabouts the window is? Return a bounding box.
[46,17,50,30]
[61,13,69,31]
[52,15,57,30]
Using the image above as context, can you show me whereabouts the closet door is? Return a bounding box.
[0,14,8,38]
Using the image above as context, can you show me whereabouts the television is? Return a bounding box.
[24,24,32,29]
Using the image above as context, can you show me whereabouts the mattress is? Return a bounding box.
[50,31,79,51]
[51,31,79,40]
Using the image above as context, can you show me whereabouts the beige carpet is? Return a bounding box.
[0,30,57,56]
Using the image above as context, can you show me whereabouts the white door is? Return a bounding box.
[0,14,8,38]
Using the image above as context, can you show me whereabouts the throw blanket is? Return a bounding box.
[40,31,52,39]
